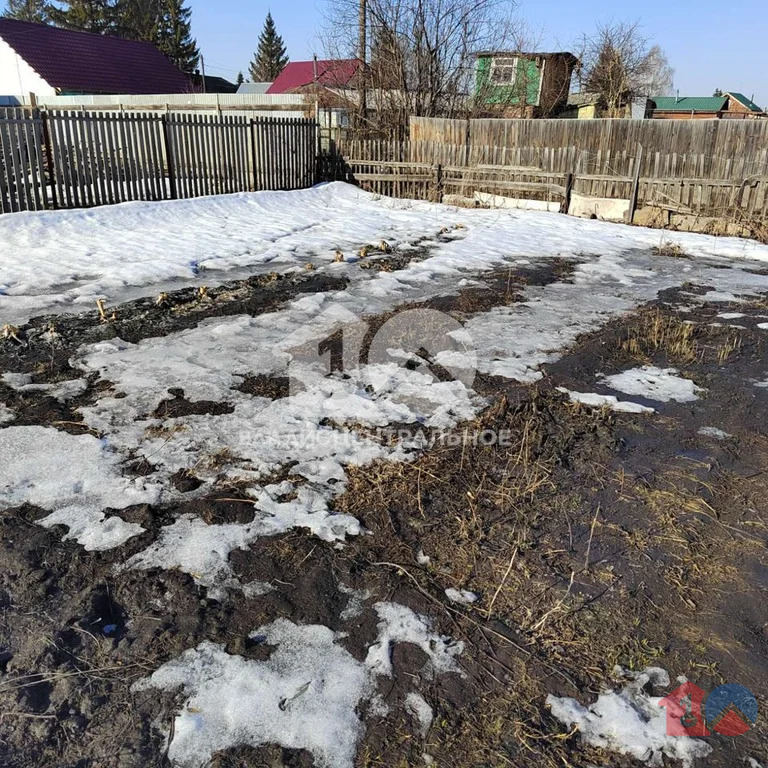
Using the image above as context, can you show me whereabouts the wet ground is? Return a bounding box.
[1,251,767,768]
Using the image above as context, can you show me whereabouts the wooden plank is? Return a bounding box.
[7,119,25,212]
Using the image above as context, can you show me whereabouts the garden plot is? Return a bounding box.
[2,185,768,768]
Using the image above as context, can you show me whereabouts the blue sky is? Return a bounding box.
[3,0,767,107]
[187,0,767,108]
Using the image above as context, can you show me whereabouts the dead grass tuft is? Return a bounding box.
[652,241,689,258]
[620,307,744,366]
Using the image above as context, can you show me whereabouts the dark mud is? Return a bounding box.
[2,261,768,768]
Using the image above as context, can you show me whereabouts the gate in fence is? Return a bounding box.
[0,108,319,214]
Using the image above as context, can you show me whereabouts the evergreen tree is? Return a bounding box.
[249,12,288,82]
[113,0,162,41]
[3,0,48,23]
[47,0,115,33]
[236,71,245,85]
[154,0,199,73]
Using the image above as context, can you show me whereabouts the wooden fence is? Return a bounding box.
[0,108,319,214]
[409,117,768,180]
[0,108,47,213]
[323,119,768,223]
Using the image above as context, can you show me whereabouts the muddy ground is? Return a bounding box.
[1,253,767,768]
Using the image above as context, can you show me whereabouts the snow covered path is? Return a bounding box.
[2,181,768,324]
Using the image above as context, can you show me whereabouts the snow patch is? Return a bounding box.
[602,367,704,403]
[1,373,88,402]
[547,667,712,767]
[134,603,462,768]
[558,388,655,414]
[339,584,372,621]
[0,426,160,550]
[445,588,479,604]
[698,426,732,440]
[124,486,361,599]
[5,182,768,326]
[366,602,464,678]
[406,692,434,736]
[0,405,15,425]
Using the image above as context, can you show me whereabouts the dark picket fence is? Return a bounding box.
[0,108,48,213]
[0,108,319,215]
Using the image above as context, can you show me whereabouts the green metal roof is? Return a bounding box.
[651,96,727,112]
[726,92,763,112]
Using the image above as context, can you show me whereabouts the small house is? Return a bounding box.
[560,93,652,120]
[266,59,362,96]
[474,51,578,118]
[0,18,190,100]
[650,93,765,119]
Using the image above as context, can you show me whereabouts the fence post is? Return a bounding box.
[161,114,178,200]
[562,172,573,215]
[627,143,643,224]
[431,163,443,202]
[250,119,258,191]
[40,109,57,210]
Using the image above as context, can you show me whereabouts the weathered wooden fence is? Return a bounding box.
[409,117,768,180]
[0,108,48,213]
[323,119,768,223]
[0,108,319,214]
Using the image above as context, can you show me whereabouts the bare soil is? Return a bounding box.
[1,257,767,768]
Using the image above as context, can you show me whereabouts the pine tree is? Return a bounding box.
[236,72,245,85]
[113,0,162,41]
[249,12,288,82]
[154,0,199,73]
[3,0,48,23]
[47,0,115,33]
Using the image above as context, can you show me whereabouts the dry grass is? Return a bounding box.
[651,241,689,259]
[620,309,700,363]
[333,367,768,765]
[620,307,744,365]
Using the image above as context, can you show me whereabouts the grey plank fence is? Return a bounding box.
[325,129,768,222]
[0,109,319,215]
[0,108,47,214]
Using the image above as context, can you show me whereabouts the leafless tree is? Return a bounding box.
[576,21,674,116]
[321,0,525,135]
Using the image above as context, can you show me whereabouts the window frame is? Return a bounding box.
[489,56,519,87]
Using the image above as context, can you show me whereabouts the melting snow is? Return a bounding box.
[133,603,461,768]
[1,373,89,402]
[405,692,434,736]
[698,426,732,440]
[602,367,704,403]
[547,667,712,767]
[445,588,479,604]
[0,426,160,549]
[558,388,655,413]
[3,182,768,325]
[0,405,14,425]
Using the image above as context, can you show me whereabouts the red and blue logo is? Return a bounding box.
[660,681,758,737]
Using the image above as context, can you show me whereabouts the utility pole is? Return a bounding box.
[201,55,207,93]
[358,0,367,125]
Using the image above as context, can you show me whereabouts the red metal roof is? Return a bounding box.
[0,18,191,94]
[267,59,361,94]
